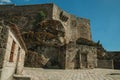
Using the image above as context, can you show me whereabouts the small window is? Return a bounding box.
[9,41,16,62]
[59,11,68,22]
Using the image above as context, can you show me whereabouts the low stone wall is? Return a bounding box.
[97,60,114,69]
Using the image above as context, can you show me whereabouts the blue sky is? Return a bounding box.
[0,0,120,51]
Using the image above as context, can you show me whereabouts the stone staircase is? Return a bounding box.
[0,69,31,80]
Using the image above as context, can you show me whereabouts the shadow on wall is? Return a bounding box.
[114,61,120,69]
[43,59,62,69]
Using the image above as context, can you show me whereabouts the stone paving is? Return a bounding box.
[22,68,120,80]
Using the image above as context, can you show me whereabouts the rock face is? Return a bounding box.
[0,3,98,69]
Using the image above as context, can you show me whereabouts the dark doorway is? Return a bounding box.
[114,60,120,69]
[81,53,87,68]
[74,52,80,69]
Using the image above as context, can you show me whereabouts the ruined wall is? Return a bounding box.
[22,19,66,69]
[52,5,93,69]
[0,24,8,69]
[77,45,97,68]
[64,44,97,69]
[0,4,93,70]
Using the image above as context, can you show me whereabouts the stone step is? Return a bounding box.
[13,74,31,80]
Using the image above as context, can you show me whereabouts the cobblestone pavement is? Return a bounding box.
[22,68,120,80]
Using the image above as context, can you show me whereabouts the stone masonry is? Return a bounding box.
[0,3,119,80]
[0,3,99,69]
[0,21,9,69]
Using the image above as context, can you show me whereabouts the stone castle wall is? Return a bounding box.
[0,3,92,41]
[76,18,91,40]
[52,4,71,44]
[0,4,94,69]
[0,3,74,45]
[53,4,92,42]
[0,4,53,32]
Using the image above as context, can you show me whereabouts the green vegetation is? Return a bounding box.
[34,11,46,25]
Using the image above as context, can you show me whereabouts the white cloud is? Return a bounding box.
[0,0,11,4]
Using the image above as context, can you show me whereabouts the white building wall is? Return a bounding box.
[0,29,25,80]
[16,49,25,74]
